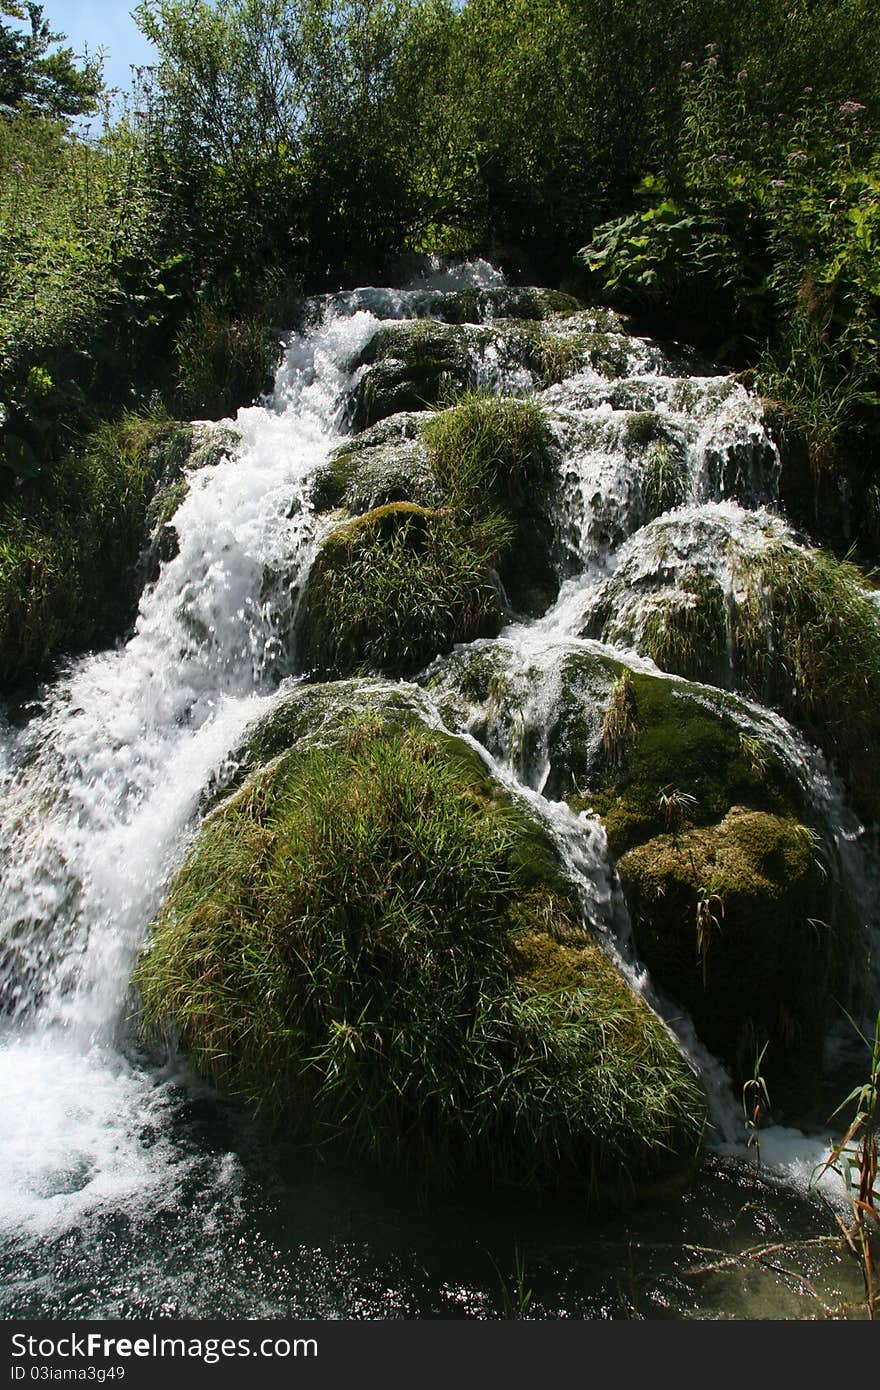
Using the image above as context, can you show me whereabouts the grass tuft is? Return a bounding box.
[421,391,557,520]
[297,503,508,679]
[135,715,705,1192]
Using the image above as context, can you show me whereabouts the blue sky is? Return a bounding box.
[50,2,157,97]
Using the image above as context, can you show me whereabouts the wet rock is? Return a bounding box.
[581,506,880,824]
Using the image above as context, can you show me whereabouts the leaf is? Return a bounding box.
[2,431,41,479]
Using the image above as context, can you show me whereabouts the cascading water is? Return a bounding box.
[1,259,875,1318]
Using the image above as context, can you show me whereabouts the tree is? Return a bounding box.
[0,1,103,118]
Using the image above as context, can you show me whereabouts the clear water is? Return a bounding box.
[0,260,874,1320]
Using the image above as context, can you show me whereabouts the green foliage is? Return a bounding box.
[0,2,102,117]
[135,714,705,1190]
[174,303,281,418]
[579,55,880,481]
[0,105,183,476]
[0,411,192,686]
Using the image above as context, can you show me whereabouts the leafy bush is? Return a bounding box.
[0,411,192,686]
[579,59,880,486]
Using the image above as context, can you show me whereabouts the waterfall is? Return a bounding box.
[0,259,874,1317]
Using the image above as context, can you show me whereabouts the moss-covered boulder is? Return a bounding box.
[422,394,561,616]
[618,808,837,1117]
[311,395,562,623]
[297,502,506,679]
[427,284,585,325]
[350,312,638,429]
[582,508,880,824]
[427,643,813,848]
[424,641,852,1117]
[311,413,437,514]
[352,321,480,428]
[136,687,705,1193]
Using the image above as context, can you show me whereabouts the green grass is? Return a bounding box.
[641,573,728,683]
[643,441,688,516]
[421,392,557,519]
[174,303,283,419]
[733,542,880,823]
[135,716,705,1192]
[297,503,509,679]
[0,411,193,687]
[421,392,560,615]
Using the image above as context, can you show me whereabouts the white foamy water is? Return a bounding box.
[0,261,873,1307]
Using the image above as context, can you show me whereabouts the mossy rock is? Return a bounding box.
[296,502,505,679]
[429,644,804,850]
[618,808,839,1117]
[141,422,241,581]
[352,321,481,428]
[429,285,584,324]
[208,678,436,805]
[350,312,625,429]
[583,510,880,824]
[311,414,437,514]
[563,662,807,856]
[421,394,561,616]
[424,641,853,1117]
[312,391,558,631]
[136,694,705,1193]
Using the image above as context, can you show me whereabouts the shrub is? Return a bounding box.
[0,411,192,687]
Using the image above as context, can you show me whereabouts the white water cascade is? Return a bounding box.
[0,260,875,1318]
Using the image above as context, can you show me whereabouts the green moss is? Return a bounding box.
[297,502,507,679]
[732,542,880,823]
[534,335,586,386]
[422,393,556,514]
[576,668,796,856]
[312,415,436,515]
[600,534,880,825]
[585,331,631,378]
[494,288,584,320]
[618,807,841,1117]
[136,710,705,1193]
[0,413,194,689]
[421,393,560,616]
[352,321,477,428]
[622,412,660,448]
